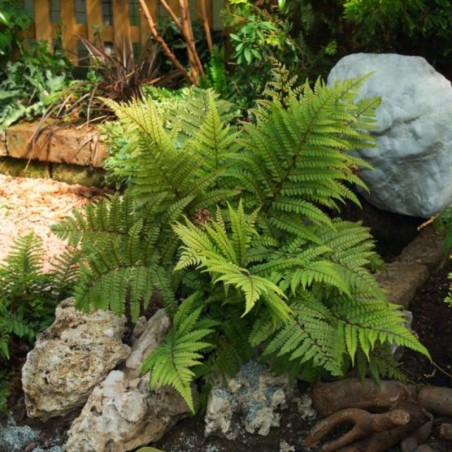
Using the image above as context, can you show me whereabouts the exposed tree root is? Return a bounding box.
[306,379,452,451]
[304,407,410,451]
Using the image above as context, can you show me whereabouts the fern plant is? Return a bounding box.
[0,233,76,413]
[53,78,430,412]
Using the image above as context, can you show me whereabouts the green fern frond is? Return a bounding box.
[1,233,44,278]
[334,298,430,362]
[201,308,254,379]
[49,248,82,292]
[142,293,216,413]
[52,192,137,247]
[233,76,379,238]
[73,217,158,321]
[50,77,430,402]
[186,92,240,172]
[174,204,288,317]
[263,298,344,377]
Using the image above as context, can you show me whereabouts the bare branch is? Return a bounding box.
[138,0,193,83]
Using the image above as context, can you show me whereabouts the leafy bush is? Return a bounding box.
[343,0,451,58]
[434,207,452,306]
[0,0,33,64]
[0,41,72,131]
[53,77,429,412]
[216,0,302,109]
[0,234,77,413]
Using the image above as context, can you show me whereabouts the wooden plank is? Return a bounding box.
[86,0,103,44]
[100,25,114,43]
[112,0,131,48]
[166,0,180,16]
[140,0,157,46]
[34,0,52,44]
[61,0,77,62]
[131,27,140,43]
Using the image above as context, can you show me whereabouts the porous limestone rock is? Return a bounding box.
[65,309,191,452]
[22,298,130,420]
[205,360,292,439]
[327,53,452,218]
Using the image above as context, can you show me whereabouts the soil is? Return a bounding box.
[0,174,108,270]
[0,176,451,451]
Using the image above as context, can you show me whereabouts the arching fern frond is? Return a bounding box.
[174,202,289,318]
[233,75,380,241]
[142,293,216,413]
[333,297,430,363]
[261,296,344,377]
[52,192,138,248]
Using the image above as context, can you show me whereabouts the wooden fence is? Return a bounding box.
[22,0,221,64]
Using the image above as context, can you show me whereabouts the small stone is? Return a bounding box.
[439,423,452,440]
[205,360,293,439]
[296,394,317,421]
[280,440,296,452]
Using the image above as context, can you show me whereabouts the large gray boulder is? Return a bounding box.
[327,53,452,218]
[22,298,130,420]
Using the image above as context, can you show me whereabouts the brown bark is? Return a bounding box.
[304,407,409,451]
[311,379,417,416]
[312,378,452,417]
[418,385,452,416]
[178,0,205,84]
[138,0,192,83]
[199,0,213,53]
[339,402,430,452]
[308,379,452,451]
[160,0,205,83]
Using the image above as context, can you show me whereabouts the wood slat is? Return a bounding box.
[86,0,103,44]
[140,0,157,46]
[34,0,52,44]
[101,25,114,43]
[25,0,216,66]
[61,0,77,61]
[196,0,212,25]
[112,0,131,48]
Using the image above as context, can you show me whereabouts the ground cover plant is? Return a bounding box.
[51,73,429,413]
[435,206,452,305]
[0,234,77,412]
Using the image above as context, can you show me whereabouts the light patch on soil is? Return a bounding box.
[0,174,102,270]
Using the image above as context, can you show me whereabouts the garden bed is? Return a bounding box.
[0,175,450,451]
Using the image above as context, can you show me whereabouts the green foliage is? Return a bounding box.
[277,0,452,80]
[221,1,302,109]
[199,46,234,102]
[54,78,429,412]
[343,0,452,58]
[0,0,32,62]
[99,87,239,188]
[0,41,72,131]
[434,206,452,306]
[0,233,76,412]
[142,293,216,413]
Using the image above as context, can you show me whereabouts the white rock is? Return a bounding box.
[125,309,171,377]
[206,388,235,439]
[205,361,292,439]
[65,309,191,452]
[327,53,452,218]
[21,298,130,420]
